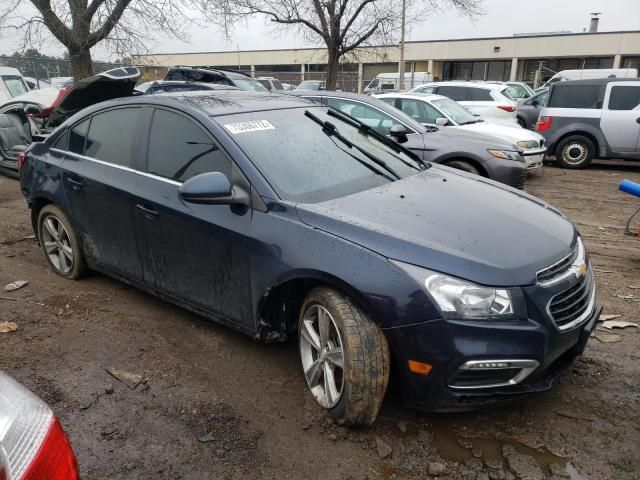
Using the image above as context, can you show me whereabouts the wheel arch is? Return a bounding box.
[438,155,489,178]
[255,269,373,342]
[29,195,55,236]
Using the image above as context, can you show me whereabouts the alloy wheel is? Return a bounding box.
[562,142,587,165]
[41,215,74,274]
[299,304,345,408]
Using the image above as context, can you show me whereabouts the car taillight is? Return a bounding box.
[30,87,70,119]
[536,116,553,132]
[497,105,516,113]
[0,371,79,480]
[17,153,26,170]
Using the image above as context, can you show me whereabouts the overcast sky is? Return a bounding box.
[1,0,639,58]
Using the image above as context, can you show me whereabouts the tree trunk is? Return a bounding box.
[69,48,94,82]
[326,49,340,91]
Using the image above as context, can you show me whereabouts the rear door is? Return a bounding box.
[600,82,640,154]
[133,107,254,327]
[58,107,145,279]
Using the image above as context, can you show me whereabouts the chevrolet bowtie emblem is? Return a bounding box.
[575,263,587,278]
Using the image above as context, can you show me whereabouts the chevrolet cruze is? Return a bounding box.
[19,91,601,425]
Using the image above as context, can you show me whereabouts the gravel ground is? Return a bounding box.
[1,163,639,480]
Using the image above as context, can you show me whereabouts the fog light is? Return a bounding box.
[408,360,433,375]
[449,359,539,389]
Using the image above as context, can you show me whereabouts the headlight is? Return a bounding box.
[391,260,514,319]
[517,140,539,149]
[487,149,524,162]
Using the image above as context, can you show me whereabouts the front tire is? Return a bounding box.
[298,287,389,426]
[445,159,480,175]
[555,135,595,169]
[37,205,86,279]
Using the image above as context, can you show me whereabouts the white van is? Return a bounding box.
[0,67,30,103]
[541,68,638,89]
[364,72,433,93]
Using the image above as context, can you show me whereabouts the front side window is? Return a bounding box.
[221,107,422,203]
[326,98,399,135]
[147,109,231,182]
[85,108,141,167]
[526,90,548,106]
[368,79,379,88]
[548,85,602,109]
[608,85,640,111]
[2,76,28,97]
[231,78,268,91]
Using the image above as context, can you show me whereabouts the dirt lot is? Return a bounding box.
[1,163,640,480]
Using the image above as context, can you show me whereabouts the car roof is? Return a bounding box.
[148,80,236,89]
[376,92,449,102]
[554,77,639,86]
[93,90,316,117]
[420,81,505,91]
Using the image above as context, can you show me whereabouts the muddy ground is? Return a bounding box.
[1,163,639,480]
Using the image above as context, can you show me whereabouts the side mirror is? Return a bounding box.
[435,117,448,126]
[389,124,408,143]
[179,172,249,206]
[531,99,540,107]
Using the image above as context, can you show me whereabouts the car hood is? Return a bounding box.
[295,167,575,287]
[47,67,140,127]
[457,122,544,145]
[426,125,517,150]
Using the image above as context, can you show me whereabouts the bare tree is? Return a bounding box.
[205,0,483,90]
[0,0,195,81]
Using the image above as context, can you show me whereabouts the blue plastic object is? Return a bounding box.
[619,179,640,198]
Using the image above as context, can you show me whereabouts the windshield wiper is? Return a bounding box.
[304,110,401,181]
[326,107,428,170]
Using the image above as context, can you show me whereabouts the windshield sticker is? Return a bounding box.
[224,120,275,134]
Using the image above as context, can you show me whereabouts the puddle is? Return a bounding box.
[428,422,589,480]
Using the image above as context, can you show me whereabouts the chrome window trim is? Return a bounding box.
[50,148,183,186]
[448,359,540,390]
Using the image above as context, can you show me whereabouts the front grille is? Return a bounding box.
[539,139,545,148]
[537,247,578,283]
[548,272,594,331]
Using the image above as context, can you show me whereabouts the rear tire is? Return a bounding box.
[298,287,389,426]
[445,159,480,175]
[37,205,86,279]
[555,135,595,169]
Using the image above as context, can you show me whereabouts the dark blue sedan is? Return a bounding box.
[19,91,601,425]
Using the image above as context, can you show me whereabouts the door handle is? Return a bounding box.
[66,177,84,191]
[135,203,159,219]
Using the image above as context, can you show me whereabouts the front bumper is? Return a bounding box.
[383,301,602,411]
[522,148,546,171]
[482,157,528,189]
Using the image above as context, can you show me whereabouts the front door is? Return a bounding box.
[133,107,254,328]
[59,107,145,280]
[601,82,640,154]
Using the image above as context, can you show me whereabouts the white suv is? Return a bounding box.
[408,81,517,125]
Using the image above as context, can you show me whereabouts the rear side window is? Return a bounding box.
[68,119,89,154]
[436,86,468,101]
[147,109,231,182]
[548,85,602,109]
[468,88,493,101]
[85,108,141,167]
[608,85,640,111]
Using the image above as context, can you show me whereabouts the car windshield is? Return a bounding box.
[432,98,478,125]
[2,76,28,97]
[297,81,322,90]
[232,78,268,91]
[504,84,530,99]
[219,107,421,203]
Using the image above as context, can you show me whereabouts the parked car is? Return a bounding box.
[20,90,600,425]
[539,68,638,90]
[164,66,268,91]
[377,93,546,172]
[408,81,518,124]
[517,88,549,129]
[295,80,326,91]
[281,82,296,91]
[486,81,535,100]
[0,67,30,103]
[256,77,285,91]
[136,80,238,95]
[23,76,51,90]
[536,78,640,168]
[291,90,528,187]
[363,72,433,94]
[0,370,79,479]
[0,67,140,177]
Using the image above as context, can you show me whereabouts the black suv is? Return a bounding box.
[164,67,268,92]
